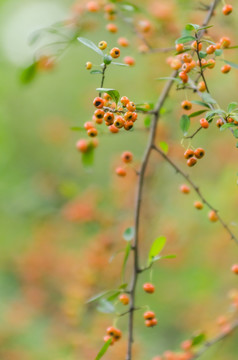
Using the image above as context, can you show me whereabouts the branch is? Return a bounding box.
[153,145,238,245]
[191,319,238,359]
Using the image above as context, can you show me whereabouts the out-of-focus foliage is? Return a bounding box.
[0,0,238,359]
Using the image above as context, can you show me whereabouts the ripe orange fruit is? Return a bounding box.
[184,149,194,159]
[119,294,129,305]
[144,311,155,320]
[194,201,203,210]
[200,118,209,128]
[110,47,120,58]
[116,167,126,176]
[222,4,233,15]
[143,283,155,293]
[231,264,238,274]
[187,157,197,167]
[181,100,192,110]
[180,184,190,194]
[93,97,104,108]
[145,318,157,327]
[208,210,218,222]
[221,64,231,73]
[121,151,133,163]
[194,148,205,159]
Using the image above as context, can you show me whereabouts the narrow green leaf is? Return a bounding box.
[90,70,103,74]
[206,109,226,118]
[220,123,237,131]
[96,88,120,104]
[226,45,238,49]
[185,23,200,31]
[156,77,180,83]
[107,291,121,302]
[148,236,166,265]
[159,141,169,154]
[82,147,94,168]
[71,126,85,131]
[199,51,207,58]
[223,59,238,69]
[151,254,176,262]
[233,129,238,138]
[175,35,195,45]
[191,100,210,109]
[78,37,104,56]
[123,227,134,241]
[189,110,207,118]
[95,338,112,360]
[144,116,151,128]
[180,114,190,135]
[201,92,216,105]
[97,299,115,313]
[122,243,131,281]
[228,102,238,113]
[198,25,213,31]
[118,2,141,12]
[87,290,113,303]
[191,332,206,346]
[20,62,37,84]
[119,283,128,289]
[111,62,129,66]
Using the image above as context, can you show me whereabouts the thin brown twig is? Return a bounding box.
[153,145,238,245]
[191,319,238,359]
[126,1,221,359]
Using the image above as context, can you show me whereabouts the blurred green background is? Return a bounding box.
[0,0,238,359]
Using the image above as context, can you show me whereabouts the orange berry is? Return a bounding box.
[104,4,116,14]
[110,47,120,58]
[124,112,134,122]
[118,37,129,47]
[181,53,192,63]
[181,340,192,351]
[220,36,231,48]
[179,71,188,83]
[184,149,194,159]
[170,58,182,70]
[93,97,104,108]
[194,201,203,210]
[114,328,122,340]
[86,61,92,70]
[86,1,99,12]
[119,294,130,305]
[222,4,233,15]
[109,124,119,133]
[37,55,54,71]
[191,41,202,51]
[221,64,231,73]
[181,63,191,73]
[87,127,98,137]
[94,109,105,119]
[121,151,133,163]
[200,118,209,128]
[124,121,134,130]
[227,117,234,123]
[207,59,215,69]
[145,318,157,327]
[116,167,126,176]
[187,157,197,167]
[144,311,155,320]
[98,40,107,50]
[104,93,111,101]
[104,112,114,124]
[84,121,94,130]
[114,116,125,128]
[103,335,115,345]
[216,118,223,128]
[198,81,206,92]
[231,264,238,274]
[180,184,190,194]
[143,283,155,293]
[208,210,218,222]
[120,96,129,106]
[106,23,118,33]
[124,56,135,66]
[206,45,216,54]
[197,58,207,67]
[106,326,116,336]
[176,43,184,53]
[131,112,137,122]
[194,148,205,159]
[138,19,151,33]
[76,139,88,153]
[126,102,136,112]
[181,100,192,110]
[91,138,98,148]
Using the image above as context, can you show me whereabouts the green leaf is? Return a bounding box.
[185,23,200,31]
[151,254,176,262]
[226,45,238,49]
[90,70,103,74]
[189,110,207,118]
[122,243,131,281]
[95,338,112,360]
[180,114,190,135]
[191,100,210,109]
[233,129,238,138]
[159,141,169,154]
[148,236,166,265]
[118,2,141,12]
[111,62,129,66]
[215,49,223,56]
[77,37,104,56]
[96,88,120,104]
[223,59,238,69]
[82,147,94,168]
[97,299,115,313]
[228,102,238,113]
[107,291,121,302]
[199,51,207,58]
[198,25,213,31]
[220,123,237,131]
[87,290,113,303]
[144,116,151,128]
[20,62,37,84]
[156,77,180,83]
[191,332,206,347]
[119,283,128,289]
[71,126,85,131]
[123,227,134,241]
[175,35,195,45]
[201,92,216,105]
[206,109,226,118]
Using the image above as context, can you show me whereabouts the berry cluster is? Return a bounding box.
[143,311,158,328]
[103,326,122,345]
[183,147,205,167]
